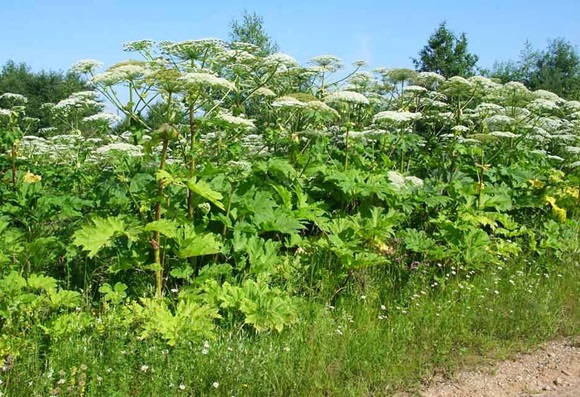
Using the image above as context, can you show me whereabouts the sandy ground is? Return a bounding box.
[418,338,579,397]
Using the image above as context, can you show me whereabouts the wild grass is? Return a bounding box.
[3,250,578,397]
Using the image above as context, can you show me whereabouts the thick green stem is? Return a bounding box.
[187,108,196,219]
[10,144,17,189]
[154,139,169,298]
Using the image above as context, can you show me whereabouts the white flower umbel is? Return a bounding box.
[272,96,306,108]
[53,91,101,113]
[451,125,470,133]
[528,99,559,112]
[532,89,561,102]
[179,72,236,91]
[388,171,406,189]
[469,76,499,89]
[475,103,504,115]
[405,176,424,188]
[417,72,446,82]
[489,131,519,139]
[485,114,514,128]
[547,155,564,161]
[83,112,122,125]
[0,93,28,103]
[402,85,428,94]
[569,160,580,168]
[70,59,104,74]
[348,72,375,86]
[565,146,580,154]
[309,55,344,73]
[215,113,255,129]
[95,142,143,157]
[563,101,580,112]
[264,53,299,68]
[373,111,422,123]
[89,62,150,86]
[305,101,340,117]
[254,87,276,97]
[0,109,14,118]
[352,60,368,67]
[325,91,369,105]
[122,40,155,53]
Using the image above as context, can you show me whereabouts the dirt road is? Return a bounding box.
[420,339,579,397]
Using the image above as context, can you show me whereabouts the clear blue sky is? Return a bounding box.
[2,0,579,73]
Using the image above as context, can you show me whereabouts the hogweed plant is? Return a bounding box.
[0,38,578,362]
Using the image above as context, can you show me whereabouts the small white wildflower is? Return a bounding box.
[178,383,186,390]
[336,329,343,336]
[212,382,219,388]
[141,365,149,372]
[380,305,387,310]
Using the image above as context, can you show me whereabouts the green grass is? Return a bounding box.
[2,251,578,397]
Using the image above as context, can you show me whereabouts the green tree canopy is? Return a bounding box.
[0,60,87,131]
[488,38,580,99]
[228,10,279,56]
[412,21,479,78]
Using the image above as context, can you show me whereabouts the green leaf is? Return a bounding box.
[144,219,179,239]
[72,216,128,258]
[48,289,81,308]
[178,233,222,258]
[187,178,225,210]
[27,274,57,291]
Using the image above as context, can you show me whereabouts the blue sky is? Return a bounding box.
[2,0,579,73]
